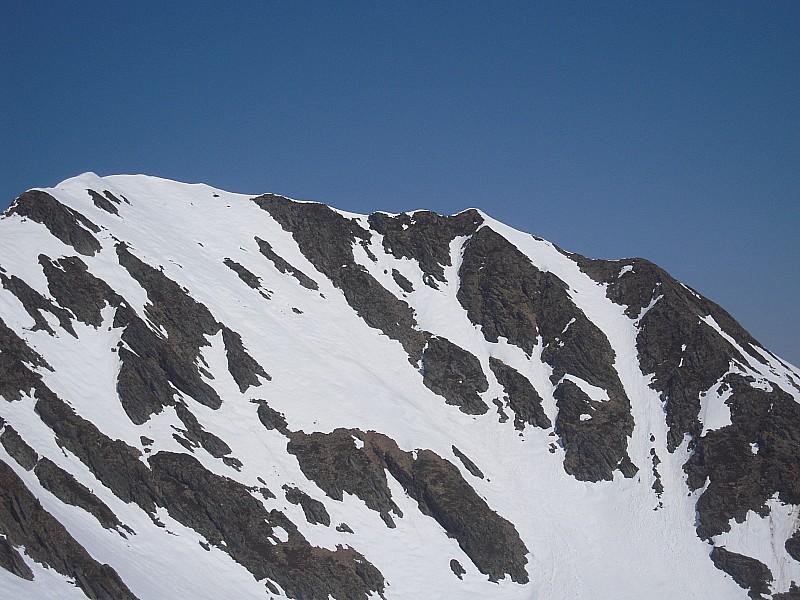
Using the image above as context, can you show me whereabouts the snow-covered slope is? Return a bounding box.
[1,172,799,600]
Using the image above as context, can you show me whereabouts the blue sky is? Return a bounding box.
[2,1,798,365]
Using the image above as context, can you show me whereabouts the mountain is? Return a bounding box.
[0,172,799,600]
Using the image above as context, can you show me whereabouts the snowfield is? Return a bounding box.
[0,173,798,600]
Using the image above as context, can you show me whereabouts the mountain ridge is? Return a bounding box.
[0,172,798,599]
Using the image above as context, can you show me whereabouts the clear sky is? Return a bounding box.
[2,1,798,365]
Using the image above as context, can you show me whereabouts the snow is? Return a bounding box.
[699,372,734,435]
[713,496,800,595]
[1,173,797,599]
[560,373,610,402]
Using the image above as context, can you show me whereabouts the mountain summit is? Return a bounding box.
[0,173,798,599]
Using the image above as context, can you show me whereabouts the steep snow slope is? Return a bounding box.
[0,172,798,600]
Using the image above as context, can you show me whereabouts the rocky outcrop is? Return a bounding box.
[457,227,543,355]
[0,315,51,403]
[710,546,772,599]
[1,271,76,336]
[9,190,101,256]
[254,196,426,360]
[774,583,800,599]
[489,357,550,430]
[685,374,800,539]
[1,425,38,471]
[35,391,161,512]
[173,402,233,459]
[114,243,267,421]
[39,254,122,327]
[34,458,130,534]
[221,326,269,393]
[253,400,290,436]
[421,336,489,415]
[223,258,262,289]
[87,189,120,215]
[382,441,529,583]
[367,210,483,287]
[391,268,414,293]
[0,458,138,599]
[459,227,634,481]
[0,535,33,580]
[283,485,331,526]
[35,388,384,600]
[452,446,484,479]
[576,256,765,452]
[255,237,318,291]
[787,529,800,562]
[149,451,383,600]
[288,428,529,583]
[287,429,402,528]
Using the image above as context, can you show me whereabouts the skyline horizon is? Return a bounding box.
[2,2,797,365]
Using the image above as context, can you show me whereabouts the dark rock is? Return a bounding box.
[148,451,384,600]
[489,358,551,430]
[255,237,318,291]
[35,390,160,513]
[115,244,225,417]
[222,326,270,392]
[450,558,466,580]
[457,227,544,355]
[116,243,218,350]
[685,374,800,539]
[39,254,123,327]
[0,425,38,471]
[9,190,102,256]
[787,529,800,562]
[493,397,510,423]
[283,485,331,526]
[115,334,178,424]
[289,428,529,583]
[336,523,354,534]
[103,190,124,205]
[0,458,139,599]
[381,442,529,583]
[223,258,261,289]
[0,536,34,580]
[253,400,290,436]
[452,446,484,479]
[34,457,130,533]
[0,315,51,403]
[222,456,243,470]
[458,229,634,479]
[87,189,119,215]
[117,247,264,413]
[0,271,76,336]
[391,268,414,293]
[421,336,489,415]
[576,255,765,453]
[367,210,483,284]
[288,429,402,528]
[174,403,232,459]
[651,448,664,497]
[709,546,772,599]
[34,380,384,599]
[554,380,637,482]
[459,228,633,477]
[254,196,426,360]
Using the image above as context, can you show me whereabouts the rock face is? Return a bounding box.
[287,428,529,583]
[0,173,799,600]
